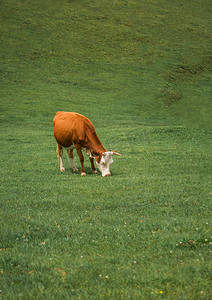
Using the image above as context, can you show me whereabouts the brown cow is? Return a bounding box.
[53,111,120,176]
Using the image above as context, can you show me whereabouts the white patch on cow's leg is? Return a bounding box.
[59,150,65,172]
[81,172,86,176]
[70,159,78,172]
[67,149,78,172]
[60,160,65,172]
[57,144,65,172]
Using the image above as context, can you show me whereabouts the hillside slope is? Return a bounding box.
[1,0,211,127]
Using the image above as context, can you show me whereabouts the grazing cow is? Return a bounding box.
[53,111,120,177]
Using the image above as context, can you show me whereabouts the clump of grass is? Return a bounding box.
[160,56,211,113]
[161,85,182,107]
[167,59,211,83]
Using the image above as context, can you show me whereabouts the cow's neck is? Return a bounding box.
[84,131,106,155]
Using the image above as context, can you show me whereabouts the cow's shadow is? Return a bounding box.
[59,167,99,176]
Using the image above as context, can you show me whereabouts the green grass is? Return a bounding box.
[0,0,211,299]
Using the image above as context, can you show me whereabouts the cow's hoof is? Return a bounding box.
[92,170,98,174]
[81,172,86,176]
[73,168,79,173]
[60,167,65,172]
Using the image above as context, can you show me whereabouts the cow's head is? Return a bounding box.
[95,151,120,177]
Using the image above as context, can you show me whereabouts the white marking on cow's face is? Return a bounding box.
[96,152,114,177]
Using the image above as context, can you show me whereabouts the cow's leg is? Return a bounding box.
[90,157,98,174]
[75,145,86,176]
[56,144,65,172]
[67,149,79,172]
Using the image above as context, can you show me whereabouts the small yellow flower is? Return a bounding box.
[159,291,163,294]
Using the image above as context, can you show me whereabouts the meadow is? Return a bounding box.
[0,0,211,299]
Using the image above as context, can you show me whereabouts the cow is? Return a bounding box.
[53,111,120,177]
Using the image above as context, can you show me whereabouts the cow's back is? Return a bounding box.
[53,111,92,148]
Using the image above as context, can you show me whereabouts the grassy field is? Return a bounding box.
[0,0,211,299]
